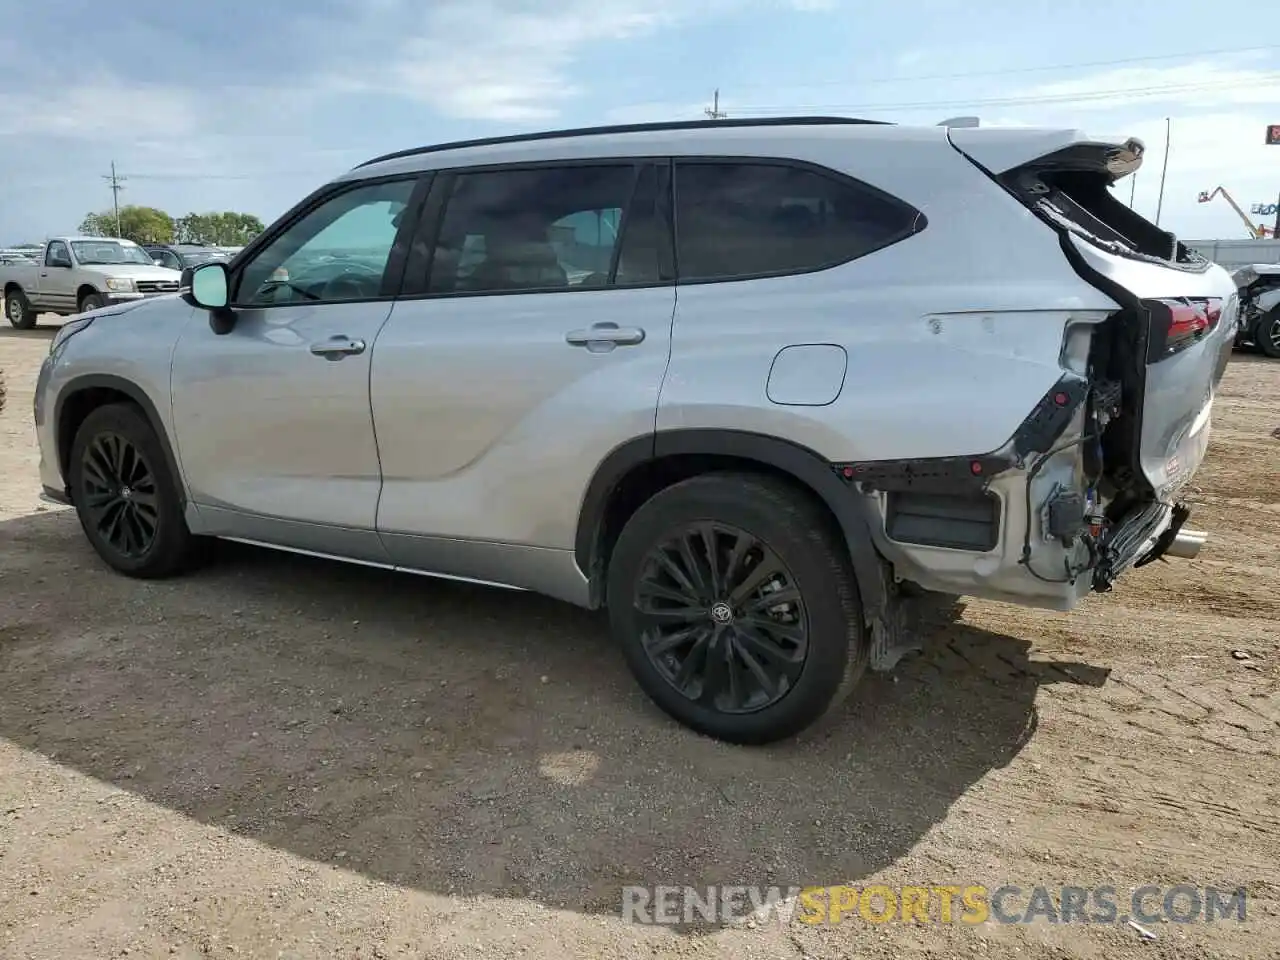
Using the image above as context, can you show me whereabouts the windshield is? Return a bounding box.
[180,250,225,266]
[70,241,154,266]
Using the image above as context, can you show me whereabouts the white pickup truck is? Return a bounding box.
[1,236,182,329]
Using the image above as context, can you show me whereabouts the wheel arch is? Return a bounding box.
[54,374,185,503]
[575,429,888,618]
[76,284,102,307]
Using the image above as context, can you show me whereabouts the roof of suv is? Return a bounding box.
[345,115,1135,187]
[355,116,889,170]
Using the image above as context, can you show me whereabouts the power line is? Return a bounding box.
[36,64,1278,196]
[124,171,339,181]
[694,44,1280,93]
[725,73,1280,116]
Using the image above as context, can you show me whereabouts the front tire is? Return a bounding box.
[78,292,105,314]
[606,473,867,745]
[68,403,196,578]
[1258,308,1280,359]
[5,289,36,329]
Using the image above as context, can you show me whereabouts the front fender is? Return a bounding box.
[52,373,187,504]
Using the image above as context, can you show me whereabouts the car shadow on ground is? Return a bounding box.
[0,510,1109,927]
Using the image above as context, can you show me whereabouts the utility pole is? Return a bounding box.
[103,161,126,236]
[704,89,727,120]
[1154,118,1171,228]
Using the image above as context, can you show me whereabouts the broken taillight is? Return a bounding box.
[1145,297,1221,362]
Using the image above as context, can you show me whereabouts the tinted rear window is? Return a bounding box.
[673,161,922,282]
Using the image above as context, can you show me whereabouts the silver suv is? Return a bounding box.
[34,117,1237,744]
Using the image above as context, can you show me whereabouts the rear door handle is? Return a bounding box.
[565,322,646,350]
[309,336,367,360]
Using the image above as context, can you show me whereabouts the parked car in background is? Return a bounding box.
[2,237,182,329]
[33,117,1236,744]
[1232,263,1280,358]
[143,243,229,271]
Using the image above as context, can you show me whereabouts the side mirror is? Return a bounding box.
[185,262,237,334]
[49,256,72,268]
[189,262,229,309]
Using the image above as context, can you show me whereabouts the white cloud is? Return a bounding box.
[337,0,831,122]
[0,74,198,141]
[334,0,693,121]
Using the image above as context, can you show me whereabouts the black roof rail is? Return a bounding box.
[355,115,890,169]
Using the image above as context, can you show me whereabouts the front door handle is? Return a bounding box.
[565,322,646,351]
[309,336,367,360]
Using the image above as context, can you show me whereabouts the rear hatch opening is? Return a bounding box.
[948,128,1238,584]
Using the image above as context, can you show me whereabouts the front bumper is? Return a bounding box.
[34,355,65,498]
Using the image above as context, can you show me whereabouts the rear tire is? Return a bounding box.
[68,403,197,578]
[606,473,867,745]
[78,292,105,314]
[1258,308,1280,359]
[5,289,36,329]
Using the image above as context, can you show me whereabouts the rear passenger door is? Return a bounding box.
[369,160,676,598]
[658,158,925,438]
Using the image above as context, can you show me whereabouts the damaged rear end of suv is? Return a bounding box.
[929,126,1237,604]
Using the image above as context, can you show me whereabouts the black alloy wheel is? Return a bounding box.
[635,522,809,714]
[69,402,199,578]
[607,473,867,745]
[78,431,161,559]
[1260,308,1280,359]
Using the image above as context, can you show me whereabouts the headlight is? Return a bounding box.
[104,278,136,292]
[49,316,95,356]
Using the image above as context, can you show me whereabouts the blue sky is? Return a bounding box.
[1,0,1278,243]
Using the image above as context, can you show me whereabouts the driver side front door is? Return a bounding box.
[170,174,428,563]
[39,240,77,313]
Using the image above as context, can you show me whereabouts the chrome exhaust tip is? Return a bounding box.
[1165,528,1207,560]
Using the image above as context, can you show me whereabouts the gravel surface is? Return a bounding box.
[2,319,1278,959]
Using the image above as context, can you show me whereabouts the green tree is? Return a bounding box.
[175,211,265,246]
[78,205,174,243]
[77,212,111,237]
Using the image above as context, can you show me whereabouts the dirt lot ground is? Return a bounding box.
[2,320,1278,959]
